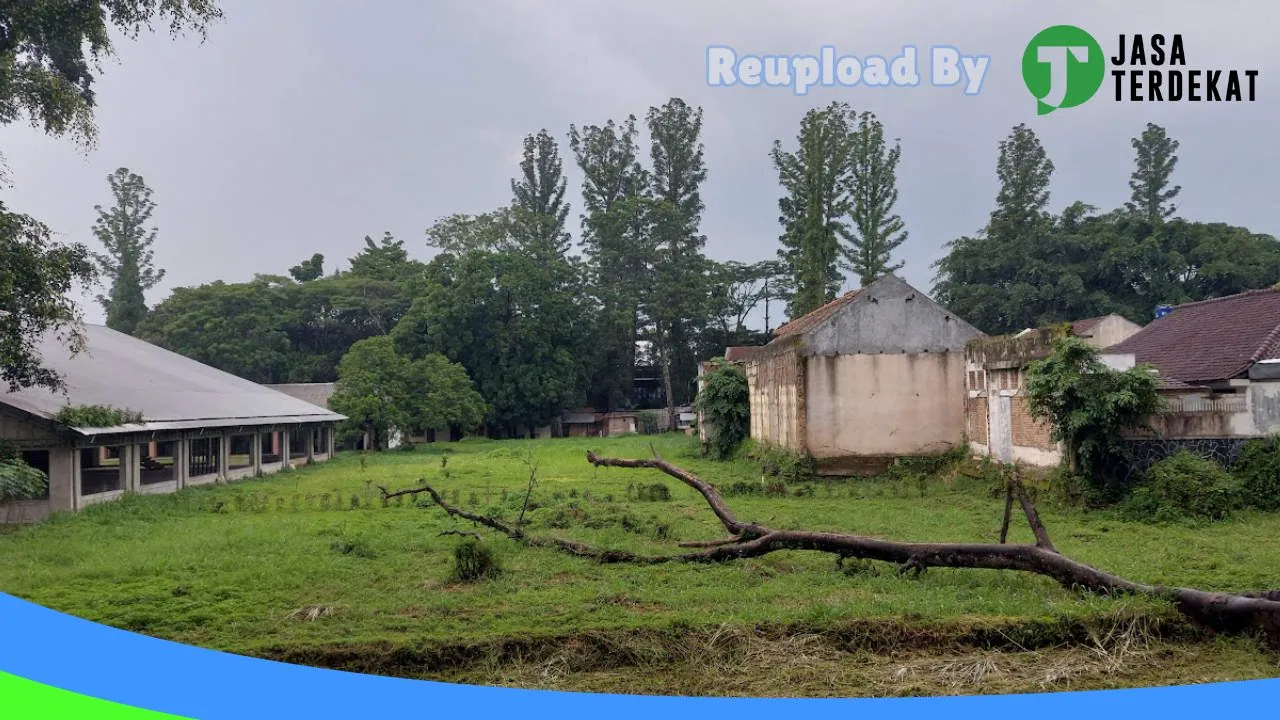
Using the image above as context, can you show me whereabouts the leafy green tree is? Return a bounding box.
[0,1,220,391]
[0,203,96,391]
[425,210,513,255]
[845,111,907,287]
[330,336,486,449]
[1126,123,1181,223]
[0,1,222,145]
[1025,337,1163,500]
[0,442,47,504]
[646,98,711,424]
[570,115,653,410]
[347,232,425,285]
[289,253,324,282]
[703,260,782,351]
[136,279,294,382]
[933,124,1058,334]
[92,167,165,334]
[771,102,852,318]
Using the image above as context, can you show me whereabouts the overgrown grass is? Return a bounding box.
[1,434,1277,694]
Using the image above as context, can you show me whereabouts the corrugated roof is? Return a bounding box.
[1,324,345,435]
[771,288,865,339]
[1105,288,1280,383]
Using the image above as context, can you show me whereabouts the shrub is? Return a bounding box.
[635,483,671,502]
[449,538,500,583]
[1119,451,1242,524]
[746,441,816,486]
[53,404,143,428]
[1233,436,1280,512]
[0,455,47,503]
[636,411,661,435]
[694,359,750,459]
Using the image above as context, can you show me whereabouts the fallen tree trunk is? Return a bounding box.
[381,450,1280,640]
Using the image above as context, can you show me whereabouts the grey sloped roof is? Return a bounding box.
[264,383,337,409]
[1,324,345,435]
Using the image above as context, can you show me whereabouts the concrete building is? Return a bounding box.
[1102,288,1280,470]
[1069,314,1143,348]
[964,328,1065,467]
[743,274,985,475]
[1,325,345,523]
[561,409,639,437]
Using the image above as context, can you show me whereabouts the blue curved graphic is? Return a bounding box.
[0,591,1275,718]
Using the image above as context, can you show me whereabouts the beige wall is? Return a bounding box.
[746,348,803,452]
[1086,315,1143,348]
[804,352,967,458]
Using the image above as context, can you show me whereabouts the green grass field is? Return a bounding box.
[1,434,1276,696]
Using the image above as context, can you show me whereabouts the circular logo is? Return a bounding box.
[1022,25,1105,114]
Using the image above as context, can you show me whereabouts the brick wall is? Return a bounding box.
[966,396,988,445]
[1010,396,1055,449]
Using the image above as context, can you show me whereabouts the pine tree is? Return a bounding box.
[1126,122,1181,222]
[844,111,907,287]
[92,167,165,335]
[772,102,853,319]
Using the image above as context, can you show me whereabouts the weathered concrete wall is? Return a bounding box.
[746,348,803,452]
[805,275,983,356]
[804,352,966,458]
[964,330,1064,467]
[1249,381,1280,434]
[1088,315,1142,348]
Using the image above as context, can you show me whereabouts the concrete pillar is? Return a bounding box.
[122,444,139,492]
[326,426,335,457]
[219,433,230,478]
[306,426,315,464]
[148,440,158,459]
[174,437,189,489]
[47,448,77,513]
[271,432,280,457]
[280,429,290,467]
[251,431,263,475]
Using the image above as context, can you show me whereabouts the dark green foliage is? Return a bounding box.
[0,1,222,144]
[1120,451,1242,524]
[1025,337,1163,500]
[329,336,486,450]
[288,254,324,282]
[0,202,96,392]
[53,404,143,427]
[636,411,661,435]
[694,359,750,459]
[772,102,853,318]
[1232,437,1280,512]
[0,442,47,503]
[1127,123,1181,222]
[845,111,907,287]
[449,539,500,583]
[702,260,787,351]
[92,167,165,335]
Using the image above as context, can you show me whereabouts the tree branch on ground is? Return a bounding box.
[381,451,1280,640]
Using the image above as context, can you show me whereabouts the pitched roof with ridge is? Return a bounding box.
[770,288,865,339]
[1,324,346,435]
[1105,288,1280,383]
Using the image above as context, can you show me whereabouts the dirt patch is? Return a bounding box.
[251,612,1279,697]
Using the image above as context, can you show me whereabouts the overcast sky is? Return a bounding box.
[3,0,1275,325]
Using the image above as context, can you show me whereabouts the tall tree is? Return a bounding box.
[646,98,710,426]
[91,167,165,335]
[845,111,907,287]
[772,102,853,319]
[933,124,1057,334]
[0,2,221,391]
[570,116,653,410]
[1126,123,1181,223]
[511,130,571,258]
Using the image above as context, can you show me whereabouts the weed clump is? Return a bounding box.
[330,537,377,558]
[635,483,671,502]
[449,539,500,583]
[1119,451,1241,524]
[1232,436,1280,511]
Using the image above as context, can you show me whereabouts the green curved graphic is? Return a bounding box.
[0,671,190,719]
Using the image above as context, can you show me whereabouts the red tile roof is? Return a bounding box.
[723,346,759,362]
[771,289,864,339]
[1105,288,1280,383]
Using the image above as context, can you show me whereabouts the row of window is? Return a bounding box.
[14,429,330,499]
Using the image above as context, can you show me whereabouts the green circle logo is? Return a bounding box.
[1022,25,1105,115]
